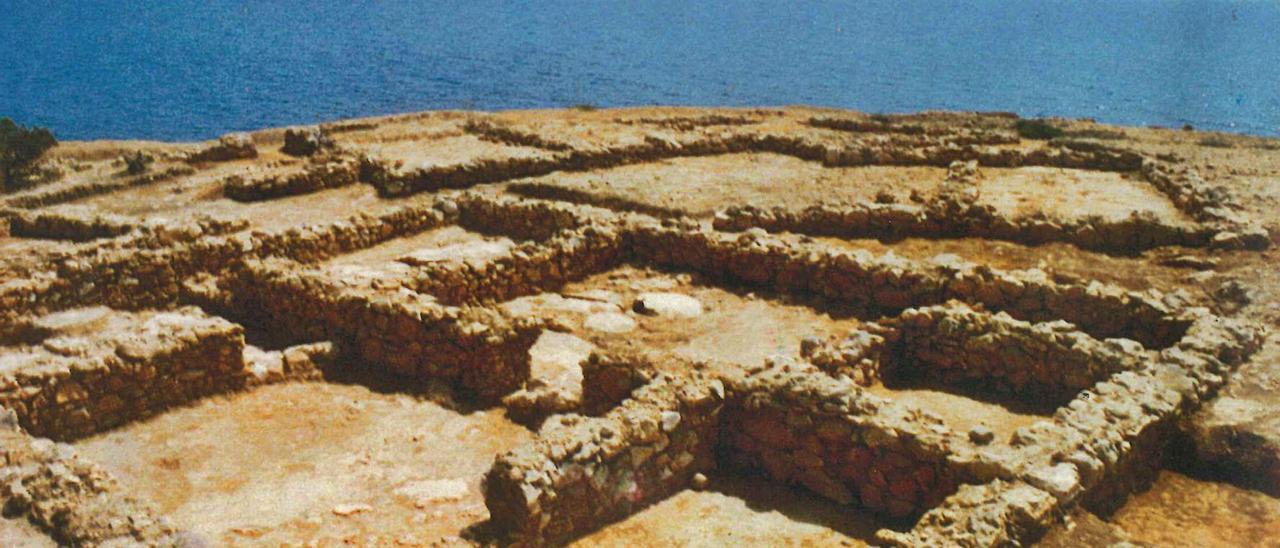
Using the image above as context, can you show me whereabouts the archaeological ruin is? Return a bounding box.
[1,107,1277,546]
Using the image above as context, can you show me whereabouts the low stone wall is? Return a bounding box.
[878,302,1144,405]
[808,115,1021,146]
[454,193,587,241]
[0,307,246,441]
[0,196,456,330]
[2,165,195,209]
[222,156,360,201]
[369,125,1148,197]
[406,224,625,305]
[184,133,257,163]
[0,412,180,546]
[625,221,1187,348]
[508,181,689,219]
[876,480,1056,547]
[465,119,575,151]
[252,196,455,262]
[580,350,657,415]
[618,113,763,131]
[714,199,1214,255]
[720,367,967,519]
[1,208,138,241]
[222,258,542,400]
[483,374,725,546]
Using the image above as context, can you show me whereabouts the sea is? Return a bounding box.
[2,0,1277,141]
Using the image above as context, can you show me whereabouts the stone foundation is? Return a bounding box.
[877,302,1144,405]
[221,258,542,400]
[222,156,360,201]
[483,374,725,545]
[0,307,245,441]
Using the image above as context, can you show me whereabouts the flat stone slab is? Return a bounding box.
[633,292,703,318]
[583,312,637,333]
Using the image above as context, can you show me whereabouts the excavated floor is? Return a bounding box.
[3,106,1279,546]
[1109,471,1280,547]
[73,381,528,546]
[507,153,946,217]
[572,476,881,547]
[501,266,867,368]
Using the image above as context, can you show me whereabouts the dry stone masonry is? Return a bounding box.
[0,107,1272,546]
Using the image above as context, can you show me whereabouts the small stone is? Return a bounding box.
[331,502,372,516]
[660,410,682,432]
[393,479,469,508]
[968,426,995,445]
[692,473,709,490]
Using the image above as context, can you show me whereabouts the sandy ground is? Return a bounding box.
[1111,471,1280,548]
[509,153,945,217]
[573,475,881,547]
[74,382,531,546]
[0,517,57,547]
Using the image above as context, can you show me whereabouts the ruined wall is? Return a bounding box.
[720,367,966,519]
[0,308,246,441]
[714,200,1213,255]
[371,123,1145,198]
[0,208,137,242]
[0,412,181,546]
[222,156,360,201]
[2,166,195,210]
[483,375,725,546]
[878,302,1144,405]
[407,225,625,305]
[222,259,541,400]
[625,221,1186,347]
[184,133,257,163]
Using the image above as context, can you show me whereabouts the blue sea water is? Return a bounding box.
[2,1,1278,141]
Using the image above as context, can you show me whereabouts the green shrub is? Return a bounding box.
[1014,119,1065,140]
[570,103,599,112]
[0,118,57,191]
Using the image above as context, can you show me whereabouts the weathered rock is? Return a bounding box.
[632,292,703,318]
[281,126,335,156]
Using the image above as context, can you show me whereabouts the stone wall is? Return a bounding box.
[406,224,625,305]
[1,208,138,241]
[184,133,257,163]
[720,367,968,520]
[0,411,180,546]
[370,124,1148,197]
[0,307,245,441]
[624,220,1187,348]
[2,166,195,209]
[877,302,1144,405]
[222,156,360,201]
[808,115,1021,145]
[483,374,725,546]
[221,258,542,401]
[714,199,1214,255]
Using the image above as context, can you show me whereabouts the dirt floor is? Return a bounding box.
[500,265,867,369]
[74,382,530,546]
[1110,471,1280,548]
[508,153,946,217]
[572,475,881,547]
